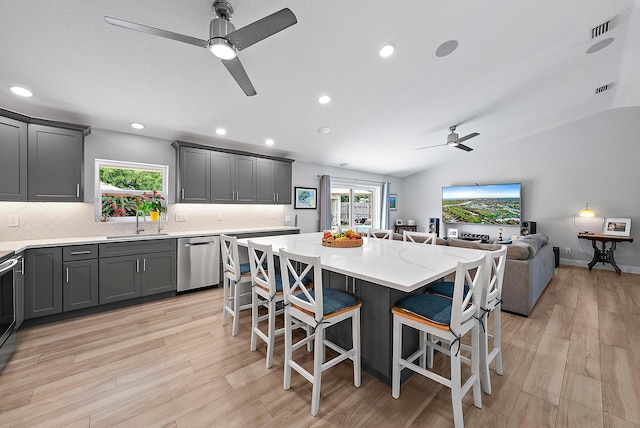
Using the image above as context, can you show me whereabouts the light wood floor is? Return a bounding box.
[1,265,639,427]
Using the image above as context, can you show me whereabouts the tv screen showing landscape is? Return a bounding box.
[442,183,521,225]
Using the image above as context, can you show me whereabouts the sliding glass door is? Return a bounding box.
[330,181,380,232]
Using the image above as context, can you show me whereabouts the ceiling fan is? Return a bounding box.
[415,125,480,152]
[104,1,297,96]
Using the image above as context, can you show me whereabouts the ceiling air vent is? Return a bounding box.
[591,20,612,39]
[595,83,613,94]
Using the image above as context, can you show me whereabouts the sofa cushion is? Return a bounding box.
[505,244,531,260]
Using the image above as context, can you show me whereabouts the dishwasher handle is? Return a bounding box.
[184,241,217,247]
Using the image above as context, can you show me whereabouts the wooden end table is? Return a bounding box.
[577,233,633,274]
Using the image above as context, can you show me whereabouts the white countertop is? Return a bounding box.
[0,226,299,253]
[237,232,488,292]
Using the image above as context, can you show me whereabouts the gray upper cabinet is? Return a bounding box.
[0,116,28,201]
[255,158,293,205]
[275,161,292,204]
[173,141,292,205]
[178,146,211,203]
[211,152,257,204]
[27,124,84,202]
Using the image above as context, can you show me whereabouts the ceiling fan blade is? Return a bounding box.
[222,57,257,96]
[456,143,474,152]
[457,132,479,143]
[104,16,208,48]
[226,8,297,51]
[415,143,446,151]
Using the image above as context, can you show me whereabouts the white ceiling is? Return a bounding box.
[1,0,639,177]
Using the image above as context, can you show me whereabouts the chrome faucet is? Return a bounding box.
[136,210,146,234]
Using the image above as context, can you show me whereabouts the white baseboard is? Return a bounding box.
[559,257,640,274]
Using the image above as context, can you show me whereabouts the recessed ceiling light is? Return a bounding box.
[318,95,331,104]
[216,128,227,135]
[130,122,145,130]
[379,44,394,58]
[265,139,274,146]
[10,86,33,97]
[587,37,614,54]
[436,40,458,57]
[317,127,331,134]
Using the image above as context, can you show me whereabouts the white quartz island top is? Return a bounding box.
[0,226,299,253]
[237,232,488,292]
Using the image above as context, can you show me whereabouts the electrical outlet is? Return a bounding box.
[285,216,291,223]
[565,247,571,254]
[270,211,275,219]
[217,212,222,221]
[175,214,187,222]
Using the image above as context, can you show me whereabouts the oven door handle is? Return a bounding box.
[0,258,18,274]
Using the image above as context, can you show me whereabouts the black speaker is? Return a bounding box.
[428,218,440,237]
[520,221,536,236]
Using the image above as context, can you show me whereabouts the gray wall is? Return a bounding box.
[84,129,177,203]
[402,106,640,273]
[286,161,402,233]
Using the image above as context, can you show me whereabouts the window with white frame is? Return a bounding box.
[95,159,169,222]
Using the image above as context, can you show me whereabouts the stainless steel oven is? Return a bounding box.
[0,253,18,373]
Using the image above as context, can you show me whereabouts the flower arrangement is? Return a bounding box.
[136,190,166,214]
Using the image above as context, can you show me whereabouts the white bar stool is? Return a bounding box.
[391,255,487,428]
[279,249,362,417]
[220,234,252,336]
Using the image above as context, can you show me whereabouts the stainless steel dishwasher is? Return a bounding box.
[177,236,220,292]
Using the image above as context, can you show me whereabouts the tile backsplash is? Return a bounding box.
[0,202,286,241]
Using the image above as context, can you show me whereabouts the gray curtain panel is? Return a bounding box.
[381,181,390,230]
[319,175,332,231]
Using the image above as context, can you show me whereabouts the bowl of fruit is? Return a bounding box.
[322,230,363,248]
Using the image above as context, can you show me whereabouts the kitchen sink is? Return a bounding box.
[107,233,170,239]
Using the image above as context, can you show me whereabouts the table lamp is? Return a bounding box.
[573,202,595,233]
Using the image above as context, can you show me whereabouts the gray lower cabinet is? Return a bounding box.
[0,116,28,201]
[324,271,429,384]
[62,245,99,311]
[63,260,99,311]
[27,124,84,202]
[14,256,25,328]
[99,239,177,304]
[24,248,63,319]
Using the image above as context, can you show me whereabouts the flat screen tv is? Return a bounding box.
[442,183,521,225]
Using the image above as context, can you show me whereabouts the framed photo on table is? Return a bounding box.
[602,217,631,236]
[389,194,398,211]
[294,187,317,209]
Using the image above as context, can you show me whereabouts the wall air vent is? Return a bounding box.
[591,20,612,39]
[595,83,613,94]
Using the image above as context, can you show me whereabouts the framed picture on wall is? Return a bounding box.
[294,187,317,209]
[389,194,398,211]
[602,217,631,236]
[395,219,403,226]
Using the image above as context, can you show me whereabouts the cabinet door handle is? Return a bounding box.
[143,259,146,272]
[273,193,276,202]
[276,193,279,203]
[66,267,69,283]
[70,250,91,255]
[136,259,139,273]
[181,189,185,200]
[76,184,80,198]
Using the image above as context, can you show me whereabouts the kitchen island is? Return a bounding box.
[237,232,488,384]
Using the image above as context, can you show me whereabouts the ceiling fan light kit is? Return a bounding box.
[104,1,297,96]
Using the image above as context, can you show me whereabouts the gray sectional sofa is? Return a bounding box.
[394,233,556,316]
